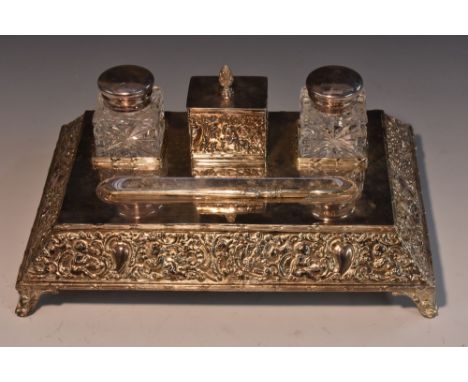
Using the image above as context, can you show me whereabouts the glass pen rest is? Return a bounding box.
[96,175,360,221]
[97,176,358,203]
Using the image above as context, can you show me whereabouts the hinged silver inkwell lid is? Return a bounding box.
[98,65,155,112]
[186,65,267,110]
[306,65,364,113]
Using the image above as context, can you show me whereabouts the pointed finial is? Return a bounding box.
[219,64,234,100]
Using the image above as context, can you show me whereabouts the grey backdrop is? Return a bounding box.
[0,36,467,345]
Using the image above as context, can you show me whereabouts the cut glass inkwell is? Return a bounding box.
[298,65,368,219]
[92,64,166,175]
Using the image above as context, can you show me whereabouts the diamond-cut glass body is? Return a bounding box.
[299,86,367,160]
[298,85,368,219]
[93,86,164,160]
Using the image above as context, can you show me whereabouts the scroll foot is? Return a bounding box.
[394,288,438,318]
[15,288,43,317]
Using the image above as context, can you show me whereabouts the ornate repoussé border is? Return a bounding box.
[15,115,84,316]
[383,115,435,285]
[16,115,84,285]
[26,229,423,285]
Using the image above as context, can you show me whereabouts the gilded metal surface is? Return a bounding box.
[16,114,83,316]
[192,165,265,177]
[392,288,438,319]
[97,65,154,112]
[92,156,163,172]
[384,115,435,284]
[15,111,437,318]
[297,157,367,171]
[306,65,364,113]
[195,201,265,222]
[219,65,234,100]
[189,110,267,176]
[187,74,268,177]
[27,230,421,284]
[186,76,267,109]
[190,111,266,155]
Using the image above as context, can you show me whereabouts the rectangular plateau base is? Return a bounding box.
[15,111,437,318]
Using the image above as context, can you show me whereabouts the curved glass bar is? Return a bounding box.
[96,175,359,222]
[97,176,358,204]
